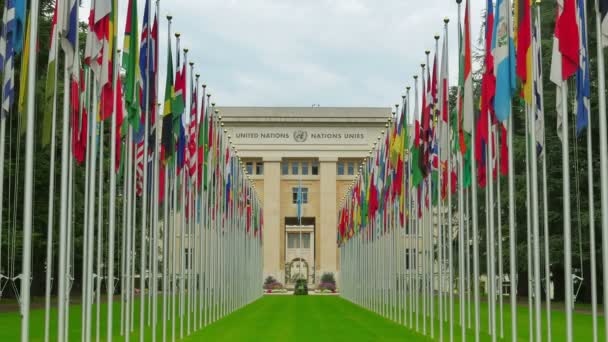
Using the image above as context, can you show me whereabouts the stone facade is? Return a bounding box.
[220,107,390,286]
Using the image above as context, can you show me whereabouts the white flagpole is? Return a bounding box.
[95,120,105,342]
[20,1,40,339]
[140,6,152,339]
[44,20,60,342]
[529,31,543,342]
[593,0,608,338]
[456,5,465,341]
[581,1,598,341]
[560,81,574,342]
[105,35,118,338]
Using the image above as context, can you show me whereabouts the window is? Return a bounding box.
[256,162,264,175]
[288,233,298,249]
[311,161,319,175]
[245,162,253,175]
[337,162,345,176]
[347,161,355,175]
[292,187,308,204]
[282,161,289,175]
[288,233,310,249]
[302,233,310,248]
[301,161,309,175]
[292,161,299,175]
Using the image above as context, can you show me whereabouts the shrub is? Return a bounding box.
[320,272,336,285]
[294,278,308,295]
[263,276,277,290]
[318,282,336,292]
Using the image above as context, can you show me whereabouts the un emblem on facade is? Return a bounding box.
[293,130,308,143]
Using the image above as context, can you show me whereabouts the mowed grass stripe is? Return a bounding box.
[186,296,420,341]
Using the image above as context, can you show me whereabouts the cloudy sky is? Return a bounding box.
[85,0,484,108]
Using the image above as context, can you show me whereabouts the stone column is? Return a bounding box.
[263,158,282,283]
[319,157,337,284]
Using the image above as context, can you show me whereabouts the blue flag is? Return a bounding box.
[575,0,589,136]
[491,0,516,122]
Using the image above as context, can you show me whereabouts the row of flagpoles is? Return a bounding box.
[0,0,264,341]
[339,0,608,341]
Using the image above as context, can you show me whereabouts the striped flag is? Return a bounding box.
[600,0,608,45]
[58,0,78,71]
[575,0,589,136]
[0,0,16,117]
[187,77,198,178]
[42,4,58,146]
[492,0,516,122]
[460,0,474,153]
[161,31,174,164]
[533,12,545,157]
[550,0,579,140]
[516,0,532,103]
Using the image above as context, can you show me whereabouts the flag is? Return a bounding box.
[461,0,474,149]
[533,9,545,157]
[42,4,58,146]
[71,69,87,165]
[12,0,25,54]
[297,178,303,224]
[188,77,198,178]
[116,74,125,172]
[477,0,495,187]
[492,0,516,122]
[575,0,589,135]
[600,0,608,45]
[550,0,580,140]
[0,0,16,117]
[516,0,533,103]
[122,0,140,131]
[161,32,174,164]
[57,0,78,69]
[140,0,157,148]
[439,32,449,199]
[17,14,29,132]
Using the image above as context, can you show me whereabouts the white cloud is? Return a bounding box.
[81,0,485,108]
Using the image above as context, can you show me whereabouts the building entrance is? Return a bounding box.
[285,217,315,285]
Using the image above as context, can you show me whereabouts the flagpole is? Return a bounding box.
[455,2,465,341]
[116,48,126,338]
[140,2,152,338]
[593,0,608,338]
[19,0,40,339]
[579,1,598,341]
[560,80,573,342]
[461,0,480,339]
[43,19,60,342]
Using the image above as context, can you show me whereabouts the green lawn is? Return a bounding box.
[0,295,604,341]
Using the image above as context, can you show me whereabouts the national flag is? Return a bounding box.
[575,0,589,135]
[42,4,58,146]
[438,32,449,199]
[188,77,198,178]
[116,74,125,172]
[516,0,533,103]
[600,0,608,45]
[550,0,580,140]
[0,0,16,117]
[533,10,545,157]
[492,0,516,122]
[71,69,87,165]
[57,0,78,70]
[122,0,140,131]
[461,0,474,151]
[13,0,25,54]
[140,0,157,148]
[17,14,29,133]
[161,32,174,164]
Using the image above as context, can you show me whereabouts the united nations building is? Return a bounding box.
[220,107,390,286]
